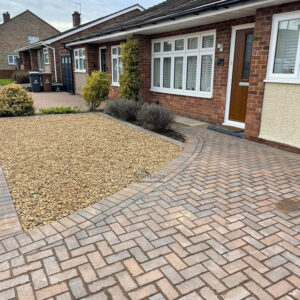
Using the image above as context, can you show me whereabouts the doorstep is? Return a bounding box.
[174,115,208,127]
[207,124,244,138]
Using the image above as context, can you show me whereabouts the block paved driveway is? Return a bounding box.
[0,126,299,300]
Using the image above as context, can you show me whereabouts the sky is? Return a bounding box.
[0,0,162,31]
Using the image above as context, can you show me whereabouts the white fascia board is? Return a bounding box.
[14,41,44,53]
[44,5,144,45]
[66,0,290,47]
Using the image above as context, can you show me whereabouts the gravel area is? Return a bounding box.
[0,114,181,230]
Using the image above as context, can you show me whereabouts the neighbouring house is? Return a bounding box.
[0,10,59,78]
[64,0,300,152]
[15,5,144,93]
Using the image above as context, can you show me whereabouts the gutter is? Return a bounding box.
[66,0,281,46]
[42,43,58,83]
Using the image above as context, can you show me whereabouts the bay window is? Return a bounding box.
[267,11,300,82]
[151,30,215,98]
[74,48,86,72]
[111,46,122,85]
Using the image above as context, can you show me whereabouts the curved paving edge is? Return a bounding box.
[0,166,22,240]
[0,124,200,246]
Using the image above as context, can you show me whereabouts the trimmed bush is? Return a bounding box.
[119,39,141,101]
[137,103,174,133]
[12,70,29,84]
[105,99,138,121]
[82,71,110,111]
[40,106,79,115]
[0,83,34,117]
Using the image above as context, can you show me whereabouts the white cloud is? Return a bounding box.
[0,0,163,31]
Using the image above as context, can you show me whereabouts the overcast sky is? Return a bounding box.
[0,0,162,31]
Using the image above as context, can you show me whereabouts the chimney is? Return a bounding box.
[3,12,10,23]
[72,11,81,27]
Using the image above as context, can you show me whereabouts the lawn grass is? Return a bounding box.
[0,78,14,85]
[0,114,182,230]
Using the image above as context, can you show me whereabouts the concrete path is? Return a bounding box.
[0,126,299,299]
[32,92,89,112]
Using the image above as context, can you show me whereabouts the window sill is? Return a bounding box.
[150,88,213,99]
[111,83,120,87]
[264,78,300,85]
[75,70,86,73]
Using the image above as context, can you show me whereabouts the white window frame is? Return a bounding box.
[28,36,39,45]
[111,45,122,86]
[266,10,300,84]
[8,55,18,65]
[74,48,86,73]
[37,50,43,70]
[43,48,49,65]
[151,30,216,98]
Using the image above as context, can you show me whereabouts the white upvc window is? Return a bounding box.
[43,48,49,64]
[37,50,43,70]
[74,48,86,72]
[8,55,18,65]
[266,11,300,83]
[151,30,216,98]
[28,36,39,45]
[111,46,122,86]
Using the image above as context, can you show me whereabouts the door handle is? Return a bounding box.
[239,82,249,87]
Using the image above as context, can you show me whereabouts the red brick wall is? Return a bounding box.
[138,16,255,124]
[135,35,152,102]
[86,44,99,74]
[51,9,141,83]
[245,1,300,140]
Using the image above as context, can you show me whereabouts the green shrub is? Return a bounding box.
[119,39,141,101]
[12,70,29,84]
[40,106,79,115]
[82,71,110,111]
[0,83,34,117]
[137,103,174,133]
[105,99,138,121]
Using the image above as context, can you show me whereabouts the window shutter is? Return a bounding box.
[163,57,171,88]
[113,58,118,82]
[200,55,213,92]
[274,19,300,74]
[186,56,197,91]
[174,57,183,89]
[153,58,161,87]
[202,35,214,48]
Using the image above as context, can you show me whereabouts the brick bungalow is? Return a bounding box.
[0,10,59,77]
[15,4,144,92]
[65,0,300,152]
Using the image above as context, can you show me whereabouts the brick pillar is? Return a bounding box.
[135,35,152,102]
[29,50,38,71]
[245,2,300,140]
[86,44,99,74]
